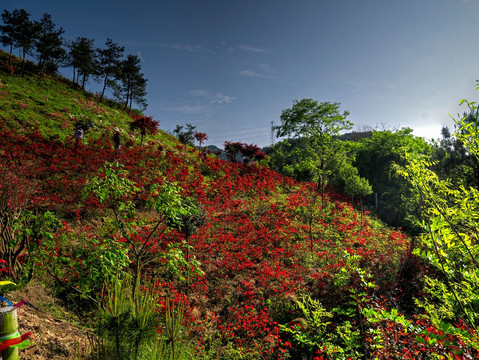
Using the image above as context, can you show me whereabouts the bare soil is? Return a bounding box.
[7,280,90,360]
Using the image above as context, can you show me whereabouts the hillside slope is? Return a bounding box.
[1,53,472,360]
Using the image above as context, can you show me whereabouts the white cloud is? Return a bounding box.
[220,42,267,54]
[239,63,274,78]
[259,64,270,71]
[160,43,206,52]
[167,104,208,114]
[190,89,209,97]
[239,70,263,77]
[190,89,235,104]
[237,44,267,53]
[167,90,235,116]
[159,42,266,56]
[213,93,235,104]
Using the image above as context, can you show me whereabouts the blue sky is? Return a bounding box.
[3,0,479,147]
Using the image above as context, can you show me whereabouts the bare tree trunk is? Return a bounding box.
[100,75,108,102]
[81,74,87,89]
[8,44,13,66]
[21,49,27,74]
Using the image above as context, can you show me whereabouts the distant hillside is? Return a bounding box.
[0,49,178,148]
[205,144,228,160]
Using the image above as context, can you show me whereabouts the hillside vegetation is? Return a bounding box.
[1,50,478,360]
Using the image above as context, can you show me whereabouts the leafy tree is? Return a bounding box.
[34,13,66,75]
[194,131,208,159]
[332,150,372,209]
[83,163,202,298]
[130,71,148,111]
[68,37,97,88]
[265,137,316,182]
[275,99,352,139]
[96,38,124,102]
[274,98,354,202]
[173,124,196,145]
[240,143,267,164]
[352,128,431,234]
[0,9,15,64]
[129,114,159,146]
[223,141,244,162]
[0,9,38,71]
[222,141,266,164]
[396,113,479,349]
[432,109,479,189]
[194,131,208,150]
[113,54,148,110]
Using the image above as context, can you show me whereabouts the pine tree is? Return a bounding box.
[68,37,97,88]
[114,54,148,110]
[0,9,37,71]
[34,13,65,76]
[96,38,124,102]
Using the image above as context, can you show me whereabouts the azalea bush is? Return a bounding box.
[0,122,418,358]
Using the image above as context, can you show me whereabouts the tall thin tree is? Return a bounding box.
[114,54,148,110]
[34,13,65,76]
[0,9,37,71]
[96,38,124,102]
[68,37,97,89]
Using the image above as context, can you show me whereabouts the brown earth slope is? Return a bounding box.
[7,281,89,360]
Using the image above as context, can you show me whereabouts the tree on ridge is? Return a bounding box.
[0,9,38,71]
[34,13,65,75]
[96,38,124,102]
[275,98,353,201]
[68,37,97,88]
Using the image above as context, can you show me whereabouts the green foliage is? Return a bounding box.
[431,125,474,188]
[84,162,140,209]
[93,272,188,360]
[275,99,352,139]
[83,163,204,299]
[159,242,204,282]
[0,206,61,283]
[173,124,196,146]
[396,110,479,349]
[77,230,131,289]
[280,294,362,359]
[279,295,334,352]
[353,128,431,234]
[266,138,315,182]
[271,99,370,205]
[149,180,192,228]
[331,149,373,199]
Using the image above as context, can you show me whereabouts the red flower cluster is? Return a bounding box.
[1,122,475,359]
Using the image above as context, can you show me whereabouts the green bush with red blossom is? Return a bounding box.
[0,121,423,359]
